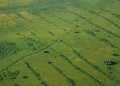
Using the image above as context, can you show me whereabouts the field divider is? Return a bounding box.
[50,48,104,86]
[99,8,120,20]
[38,15,67,31]
[0,19,81,75]
[25,62,48,86]
[48,61,75,86]
[64,9,120,39]
[83,30,119,49]
[17,12,57,36]
[60,40,120,84]
[79,6,120,30]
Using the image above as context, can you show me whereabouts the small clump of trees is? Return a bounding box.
[112,53,119,56]
[0,41,20,59]
[25,37,42,51]
[84,30,96,36]
[104,60,117,65]
[44,51,49,54]
[0,69,20,82]
[23,76,28,79]
[0,76,3,81]
[14,83,18,86]
[8,70,20,79]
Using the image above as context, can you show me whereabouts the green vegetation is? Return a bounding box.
[0,41,20,59]
[0,0,120,86]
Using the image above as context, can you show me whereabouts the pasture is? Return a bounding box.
[0,0,120,86]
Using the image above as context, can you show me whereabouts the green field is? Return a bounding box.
[0,0,120,86]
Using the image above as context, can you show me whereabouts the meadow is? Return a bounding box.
[0,0,120,86]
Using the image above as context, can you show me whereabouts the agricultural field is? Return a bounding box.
[0,0,120,86]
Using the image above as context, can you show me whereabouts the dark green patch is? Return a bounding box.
[0,41,20,59]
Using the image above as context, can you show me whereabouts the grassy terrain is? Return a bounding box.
[0,0,120,86]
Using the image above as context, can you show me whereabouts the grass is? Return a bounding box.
[0,0,120,86]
